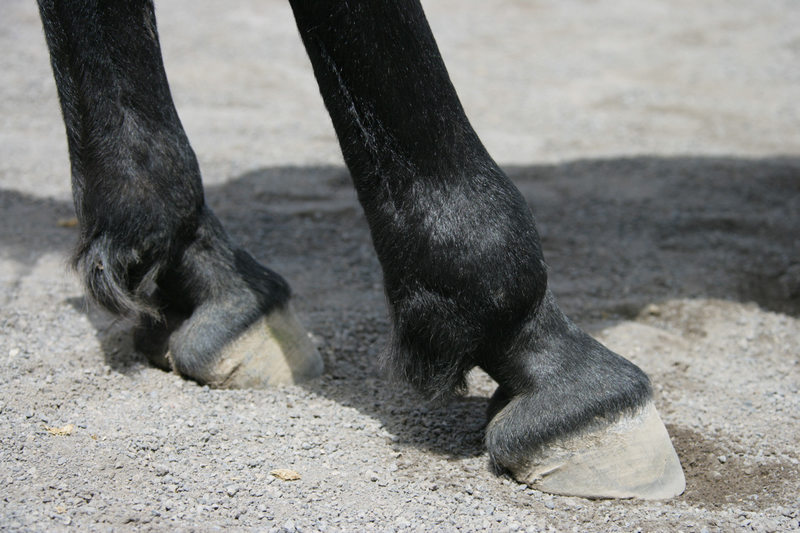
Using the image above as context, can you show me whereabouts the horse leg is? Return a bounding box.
[288,0,684,498]
[37,0,322,387]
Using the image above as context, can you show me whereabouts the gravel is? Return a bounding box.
[2,0,799,530]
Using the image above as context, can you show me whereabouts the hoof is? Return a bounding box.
[201,305,324,388]
[506,401,685,499]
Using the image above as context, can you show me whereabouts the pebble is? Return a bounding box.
[644,304,661,316]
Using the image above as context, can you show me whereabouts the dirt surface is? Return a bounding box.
[2,0,799,531]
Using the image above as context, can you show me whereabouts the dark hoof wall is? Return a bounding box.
[506,401,685,499]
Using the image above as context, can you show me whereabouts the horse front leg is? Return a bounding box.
[289,0,684,498]
[37,0,322,387]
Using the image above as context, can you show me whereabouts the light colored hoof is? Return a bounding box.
[514,401,685,499]
[205,305,324,388]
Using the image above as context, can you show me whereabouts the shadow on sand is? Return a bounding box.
[3,155,798,461]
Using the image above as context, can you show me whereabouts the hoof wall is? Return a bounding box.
[205,305,324,388]
[512,401,685,499]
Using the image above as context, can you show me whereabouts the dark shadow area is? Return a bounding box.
[0,189,76,265]
[65,296,149,376]
[6,155,798,459]
[213,156,800,460]
[667,424,798,508]
[505,157,800,320]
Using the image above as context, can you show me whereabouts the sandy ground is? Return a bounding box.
[1,0,799,531]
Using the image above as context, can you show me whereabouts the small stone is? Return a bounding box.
[270,469,301,481]
[57,217,79,228]
[644,304,661,316]
[226,485,239,497]
[45,424,75,436]
[759,519,779,532]
[718,455,727,464]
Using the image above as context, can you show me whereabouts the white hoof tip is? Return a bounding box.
[208,305,324,388]
[515,402,685,500]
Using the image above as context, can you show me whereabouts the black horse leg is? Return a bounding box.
[37,0,322,386]
[289,0,684,498]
